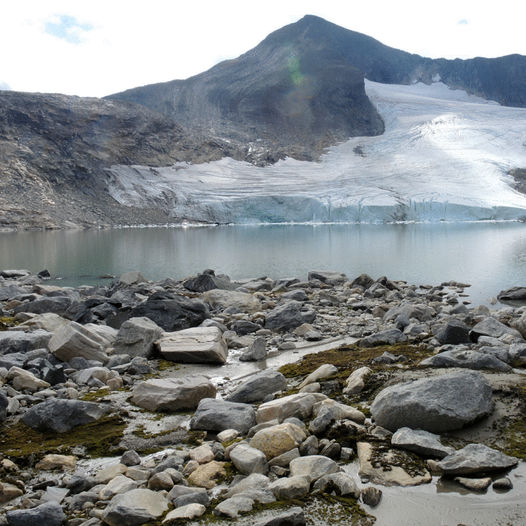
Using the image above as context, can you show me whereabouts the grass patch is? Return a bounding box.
[0,414,126,465]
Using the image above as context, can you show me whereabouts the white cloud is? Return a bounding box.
[0,0,525,97]
[0,82,11,90]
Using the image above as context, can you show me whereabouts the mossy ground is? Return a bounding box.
[0,414,126,465]
[493,384,526,459]
[0,316,19,331]
[279,343,432,404]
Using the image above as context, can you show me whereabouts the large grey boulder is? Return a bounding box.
[470,317,522,342]
[391,427,454,459]
[226,370,287,403]
[437,444,518,475]
[102,488,169,526]
[203,289,261,313]
[112,317,163,358]
[131,376,216,411]
[190,399,256,434]
[265,301,316,331]
[370,371,493,433]
[13,296,74,317]
[0,330,52,355]
[420,349,512,372]
[6,501,66,526]
[130,291,209,331]
[312,472,360,497]
[48,322,109,363]
[383,303,435,325]
[22,399,109,433]
[156,327,227,364]
[184,271,233,293]
[239,337,267,361]
[269,476,310,500]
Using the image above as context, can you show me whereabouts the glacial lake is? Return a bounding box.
[2,222,526,306]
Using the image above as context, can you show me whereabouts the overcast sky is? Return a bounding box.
[1,0,525,98]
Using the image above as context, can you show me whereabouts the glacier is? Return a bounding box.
[107,80,526,223]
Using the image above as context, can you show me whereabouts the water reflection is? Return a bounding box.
[2,223,526,305]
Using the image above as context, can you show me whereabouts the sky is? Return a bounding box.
[1,0,525,98]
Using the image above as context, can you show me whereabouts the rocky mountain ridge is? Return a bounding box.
[1,14,526,229]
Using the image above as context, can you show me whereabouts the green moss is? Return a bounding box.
[80,388,110,402]
[157,359,178,371]
[279,343,431,379]
[0,317,19,331]
[0,414,126,465]
[493,383,526,459]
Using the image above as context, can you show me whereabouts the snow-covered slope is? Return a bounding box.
[107,81,526,223]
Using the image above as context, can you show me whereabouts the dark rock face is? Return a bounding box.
[130,292,209,331]
[21,399,110,433]
[265,301,316,331]
[497,286,526,301]
[226,370,287,403]
[0,391,8,423]
[435,319,471,345]
[190,399,256,434]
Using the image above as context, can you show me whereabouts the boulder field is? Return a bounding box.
[0,268,524,525]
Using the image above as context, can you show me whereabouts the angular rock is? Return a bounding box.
[434,319,471,345]
[312,398,366,423]
[156,327,227,364]
[7,366,50,392]
[312,472,360,497]
[102,488,169,526]
[391,427,454,459]
[455,476,492,491]
[163,503,206,524]
[239,337,267,361]
[269,476,310,500]
[191,398,256,434]
[383,303,435,325]
[357,442,431,486]
[203,289,261,313]
[36,454,77,471]
[497,286,526,301]
[214,495,254,518]
[308,271,347,286]
[131,376,216,411]
[119,271,146,285]
[0,330,52,355]
[112,317,163,358]
[470,317,522,342]
[130,291,209,331]
[256,392,327,423]
[437,444,518,475]
[370,371,493,432]
[22,399,109,433]
[187,461,226,489]
[6,502,66,526]
[421,349,511,372]
[230,443,269,474]
[265,301,315,331]
[100,475,138,500]
[343,366,372,395]
[299,364,338,388]
[361,486,382,507]
[289,455,340,483]
[250,423,306,459]
[48,322,109,363]
[359,328,407,347]
[227,370,287,403]
[268,448,300,468]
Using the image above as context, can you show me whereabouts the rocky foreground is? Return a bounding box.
[0,268,525,525]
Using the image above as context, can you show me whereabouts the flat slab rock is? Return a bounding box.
[370,370,493,433]
[156,326,228,364]
[357,442,432,486]
[131,376,216,411]
[420,349,512,372]
[102,488,169,526]
[437,444,518,475]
